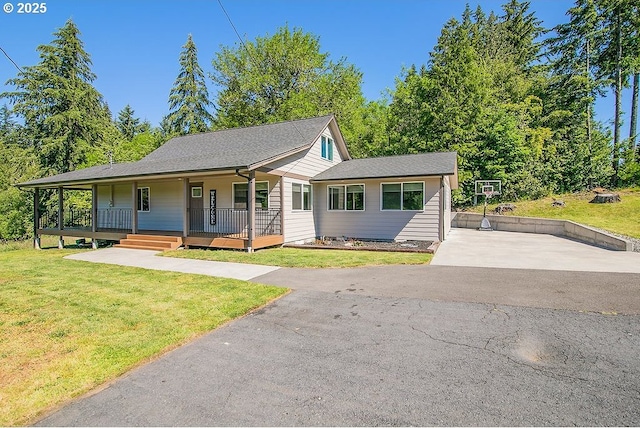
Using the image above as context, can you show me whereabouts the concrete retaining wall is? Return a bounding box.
[451,212,632,251]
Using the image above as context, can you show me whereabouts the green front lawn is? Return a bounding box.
[0,246,287,426]
[476,188,640,239]
[162,247,432,268]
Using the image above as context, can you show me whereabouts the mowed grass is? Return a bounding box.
[477,187,640,239]
[0,246,287,426]
[162,247,432,268]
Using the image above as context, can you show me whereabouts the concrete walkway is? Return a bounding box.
[65,247,280,281]
[432,228,640,273]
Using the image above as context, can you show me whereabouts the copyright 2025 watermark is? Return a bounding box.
[4,2,47,13]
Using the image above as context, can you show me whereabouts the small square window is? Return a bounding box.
[191,187,202,198]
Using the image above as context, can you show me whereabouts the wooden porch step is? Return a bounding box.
[115,234,183,251]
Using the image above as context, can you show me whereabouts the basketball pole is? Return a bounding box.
[479,192,493,231]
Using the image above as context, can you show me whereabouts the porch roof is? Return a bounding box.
[17,115,338,188]
[310,151,458,188]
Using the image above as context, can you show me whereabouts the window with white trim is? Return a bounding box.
[137,187,150,212]
[381,182,424,210]
[292,183,312,211]
[328,184,364,211]
[321,136,334,161]
[233,181,269,209]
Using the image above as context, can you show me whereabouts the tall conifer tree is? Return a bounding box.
[116,104,146,140]
[2,19,112,174]
[164,35,213,135]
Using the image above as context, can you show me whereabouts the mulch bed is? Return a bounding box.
[284,238,437,253]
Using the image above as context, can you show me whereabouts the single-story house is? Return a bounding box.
[17,115,458,251]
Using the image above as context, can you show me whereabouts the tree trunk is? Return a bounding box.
[586,38,593,187]
[631,72,639,158]
[586,39,592,143]
[611,7,623,187]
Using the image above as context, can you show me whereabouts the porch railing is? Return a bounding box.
[189,208,281,238]
[96,209,132,231]
[37,207,281,238]
[38,208,132,231]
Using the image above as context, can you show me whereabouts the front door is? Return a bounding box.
[189,183,204,232]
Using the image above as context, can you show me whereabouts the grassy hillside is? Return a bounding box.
[475,188,640,239]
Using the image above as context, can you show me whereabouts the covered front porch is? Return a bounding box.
[32,171,285,251]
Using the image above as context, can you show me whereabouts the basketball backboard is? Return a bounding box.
[474,180,502,197]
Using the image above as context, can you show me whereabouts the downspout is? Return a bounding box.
[439,177,445,242]
[235,168,250,181]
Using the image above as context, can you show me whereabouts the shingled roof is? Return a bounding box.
[18,115,337,187]
[311,152,457,183]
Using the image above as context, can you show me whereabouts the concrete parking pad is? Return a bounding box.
[65,247,280,280]
[432,228,640,273]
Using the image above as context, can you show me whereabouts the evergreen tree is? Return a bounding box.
[594,0,639,185]
[0,105,16,137]
[116,104,145,140]
[545,0,612,188]
[1,19,114,174]
[165,34,213,135]
[500,0,544,69]
[386,1,599,202]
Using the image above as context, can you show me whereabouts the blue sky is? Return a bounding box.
[0,0,626,129]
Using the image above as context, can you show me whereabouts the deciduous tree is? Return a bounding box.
[211,25,365,144]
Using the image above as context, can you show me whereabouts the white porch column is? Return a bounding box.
[182,178,190,239]
[131,182,138,234]
[91,184,98,249]
[247,171,255,252]
[58,186,64,249]
[33,187,40,249]
[279,176,285,237]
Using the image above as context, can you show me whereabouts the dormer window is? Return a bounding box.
[321,136,334,161]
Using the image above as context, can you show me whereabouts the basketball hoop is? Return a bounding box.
[474,179,502,231]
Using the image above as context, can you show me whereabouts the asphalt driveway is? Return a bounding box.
[39,232,640,426]
[37,287,640,426]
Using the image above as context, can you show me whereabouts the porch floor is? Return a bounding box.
[37,228,284,251]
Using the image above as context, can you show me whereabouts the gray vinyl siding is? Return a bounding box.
[314,177,441,241]
[98,181,182,231]
[135,181,182,231]
[282,177,316,243]
[267,128,343,178]
[94,184,135,229]
[98,184,134,209]
[97,185,111,209]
